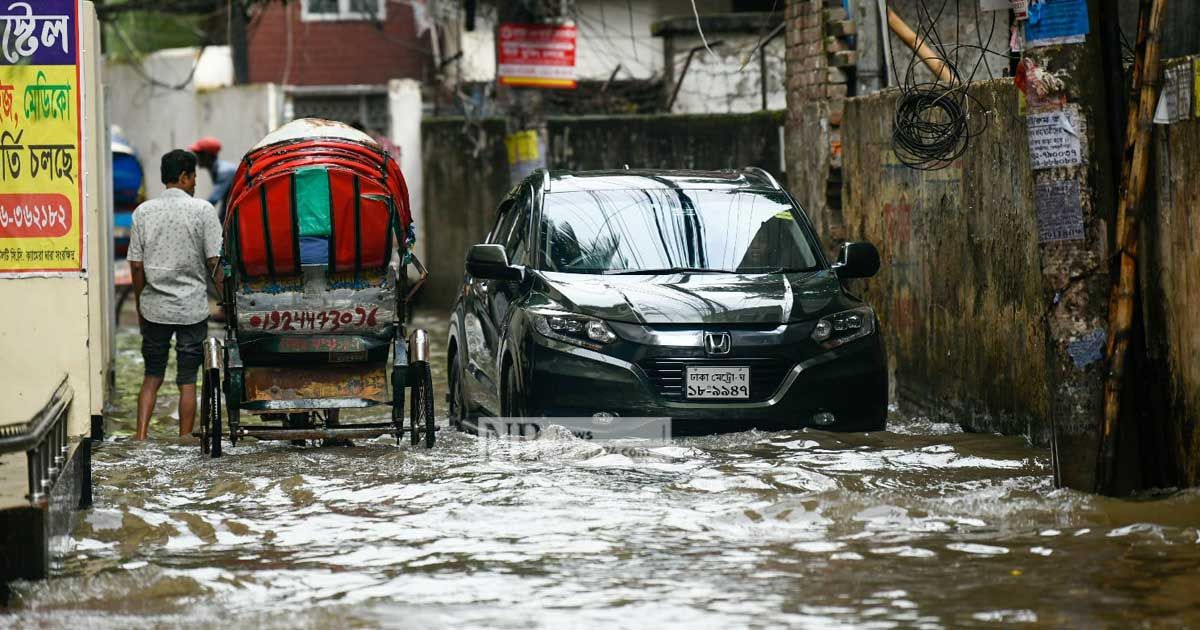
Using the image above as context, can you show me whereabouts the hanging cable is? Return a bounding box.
[886,0,1007,170]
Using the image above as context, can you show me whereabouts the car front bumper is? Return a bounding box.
[523,332,887,431]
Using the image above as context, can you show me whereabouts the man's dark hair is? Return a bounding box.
[161,149,197,185]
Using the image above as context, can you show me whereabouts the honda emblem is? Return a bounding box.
[704,332,732,355]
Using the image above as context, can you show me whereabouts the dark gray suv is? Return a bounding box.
[446,168,888,433]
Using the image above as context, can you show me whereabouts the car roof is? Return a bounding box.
[537,169,781,193]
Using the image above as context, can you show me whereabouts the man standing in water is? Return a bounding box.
[128,150,223,440]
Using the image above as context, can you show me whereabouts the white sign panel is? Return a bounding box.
[1028,106,1083,170]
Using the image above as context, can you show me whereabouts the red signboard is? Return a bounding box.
[497,23,577,89]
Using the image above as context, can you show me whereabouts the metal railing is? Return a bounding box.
[0,376,73,504]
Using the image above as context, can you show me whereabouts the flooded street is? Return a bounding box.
[2,312,1199,628]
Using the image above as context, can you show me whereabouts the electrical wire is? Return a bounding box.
[886,0,1006,170]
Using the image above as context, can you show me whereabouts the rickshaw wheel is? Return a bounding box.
[410,362,435,448]
[201,366,222,458]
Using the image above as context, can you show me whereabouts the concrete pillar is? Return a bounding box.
[1021,5,1118,492]
[388,79,425,265]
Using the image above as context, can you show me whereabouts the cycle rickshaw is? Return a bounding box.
[198,118,435,456]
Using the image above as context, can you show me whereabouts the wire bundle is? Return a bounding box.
[892,77,976,170]
[887,0,1007,170]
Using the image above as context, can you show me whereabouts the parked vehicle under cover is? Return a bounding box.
[446,168,888,433]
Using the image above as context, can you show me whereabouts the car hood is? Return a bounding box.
[533,270,843,325]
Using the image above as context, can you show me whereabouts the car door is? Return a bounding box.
[465,193,521,415]
[488,186,533,393]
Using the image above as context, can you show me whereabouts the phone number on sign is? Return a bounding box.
[246,307,380,332]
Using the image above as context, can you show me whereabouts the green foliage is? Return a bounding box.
[102,11,212,61]
[96,0,279,60]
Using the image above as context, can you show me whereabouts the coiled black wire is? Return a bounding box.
[886,0,1007,170]
[892,80,978,170]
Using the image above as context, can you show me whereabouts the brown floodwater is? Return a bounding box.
[3,312,1200,628]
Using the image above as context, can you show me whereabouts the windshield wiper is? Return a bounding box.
[603,267,727,275]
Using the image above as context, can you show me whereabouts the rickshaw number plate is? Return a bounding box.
[330,351,369,363]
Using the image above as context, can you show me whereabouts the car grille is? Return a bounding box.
[638,358,794,403]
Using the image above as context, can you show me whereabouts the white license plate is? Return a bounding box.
[685,366,750,399]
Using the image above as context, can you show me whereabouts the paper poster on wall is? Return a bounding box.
[981,0,1028,16]
[1026,0,1089,46]
[0,0,85,276]
[1028,105,1083,170]
[1154,63,1194,125]
[1035,179,1085,243]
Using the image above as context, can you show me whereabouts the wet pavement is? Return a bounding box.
[3,312,1200,628]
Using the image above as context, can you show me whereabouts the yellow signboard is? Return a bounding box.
[0,0,84,275]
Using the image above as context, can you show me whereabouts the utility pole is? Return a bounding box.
[229,1,250,85]
[1021,0,1121,492]
[1095,0,1168,496]
[496,2,562,184]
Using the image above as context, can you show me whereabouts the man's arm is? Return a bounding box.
[207,256,223,298]
[127,210,145,322]
[131,261,146,322]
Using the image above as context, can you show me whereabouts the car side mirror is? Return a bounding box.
[833,242,880,279]
[466,244,524,282]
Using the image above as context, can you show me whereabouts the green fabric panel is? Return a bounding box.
[295,167,332,237]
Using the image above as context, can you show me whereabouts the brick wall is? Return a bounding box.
[247,3,429,86]
[784,0,857,247]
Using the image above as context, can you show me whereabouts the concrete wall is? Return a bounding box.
[421,111,788,310]
[105,49,283,202]
[1142,56,1200,487]
[665,31,786,114]
[840,81,1054,441]
[421,117,510,310]
[453,1,729,83]
[549,111,786,174]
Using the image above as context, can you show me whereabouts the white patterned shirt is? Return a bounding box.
[127,188,223,325]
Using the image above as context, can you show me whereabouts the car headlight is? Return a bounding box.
[531,309,618,349]
[811,306,875,348]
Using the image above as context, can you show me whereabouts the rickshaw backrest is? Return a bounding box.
[232,166,395,278]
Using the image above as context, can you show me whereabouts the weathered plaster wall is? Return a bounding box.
[841,81,1054,441]
[421,118,511,311]
[1143,56,1200,487]
[421,112,788,310]
[548,111,787,175]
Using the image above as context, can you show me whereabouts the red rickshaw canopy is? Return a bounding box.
[223,119,411,278]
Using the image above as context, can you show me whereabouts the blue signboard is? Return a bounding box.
[1026,0,1090,46]
[1,0,77,66]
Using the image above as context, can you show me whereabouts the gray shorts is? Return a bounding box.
[141,319,208,384]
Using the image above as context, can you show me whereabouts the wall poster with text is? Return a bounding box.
[0,0,84,275]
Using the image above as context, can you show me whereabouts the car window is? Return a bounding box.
[487,198,518,246]
[538,188,821,274]
[505,187,532,265]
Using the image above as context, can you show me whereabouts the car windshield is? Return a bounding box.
[538,187,822,274]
